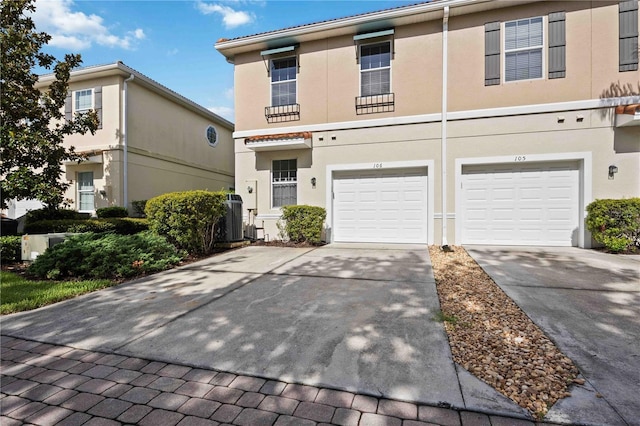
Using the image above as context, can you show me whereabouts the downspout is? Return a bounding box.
[122,74,134,208]
[441,6,450,249]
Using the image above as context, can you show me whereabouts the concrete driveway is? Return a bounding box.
[466,246,640,426]
[4,244,501,412]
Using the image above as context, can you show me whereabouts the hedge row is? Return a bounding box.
[28,232,184,280]
[26,208,89,223]
[25,218,148,235]
[96,207,128,218]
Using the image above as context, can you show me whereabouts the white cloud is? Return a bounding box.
[167,48,179,57]
[32,0,145,51]
[208,106,235,122]
[224,87,234,100]
[131,29,146,40]
[196,1,254,28]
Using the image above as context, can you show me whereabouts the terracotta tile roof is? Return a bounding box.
[245,132,312,143]
[615,104,640,115]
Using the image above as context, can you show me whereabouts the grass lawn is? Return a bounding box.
[1,271,114,315]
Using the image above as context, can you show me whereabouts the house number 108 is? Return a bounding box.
[373,163,383,169]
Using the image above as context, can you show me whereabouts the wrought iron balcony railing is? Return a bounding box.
[265,103,300,123]
[355,93,395,115]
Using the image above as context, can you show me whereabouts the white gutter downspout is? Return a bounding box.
[122,74,134,208]
[441,6,450,249]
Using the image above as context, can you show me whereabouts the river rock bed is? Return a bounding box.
[428,246,580,418]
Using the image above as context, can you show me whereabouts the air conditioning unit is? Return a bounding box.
[21,233,76,261]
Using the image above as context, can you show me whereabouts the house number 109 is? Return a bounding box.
[514,156,527,162]
[373,163,383,169]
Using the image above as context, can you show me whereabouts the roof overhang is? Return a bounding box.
[63,150,104,165]
[215,0,541,61]
[36,62,234,130]
[244,132,312,151]
[615,104,640,127]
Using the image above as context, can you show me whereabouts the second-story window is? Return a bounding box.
[74,89,93,113]
[360,42,391,96]
[271,57,297,106]
[504,17,543,82]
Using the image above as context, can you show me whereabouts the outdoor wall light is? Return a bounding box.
[99,189,107,197]
[247,186,253,193]
[608,165,619,179]
[311,177,316,186]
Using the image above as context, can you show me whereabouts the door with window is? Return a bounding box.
[77,171,95,212]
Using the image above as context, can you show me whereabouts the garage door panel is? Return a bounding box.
[461,161,579,246]
[333,168,428,243]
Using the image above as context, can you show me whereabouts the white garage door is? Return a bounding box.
[460,161,579,246]
[333,168,428,243]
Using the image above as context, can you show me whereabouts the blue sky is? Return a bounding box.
[31,0,421,122]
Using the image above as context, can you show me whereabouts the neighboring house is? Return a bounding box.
[216,0,640,248]
[8,61,234,218]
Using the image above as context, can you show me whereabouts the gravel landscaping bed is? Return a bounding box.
[429,246,580,418]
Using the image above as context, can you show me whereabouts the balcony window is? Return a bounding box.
[360,42,391,96]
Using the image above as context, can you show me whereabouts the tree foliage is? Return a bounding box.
[0,0,98,209]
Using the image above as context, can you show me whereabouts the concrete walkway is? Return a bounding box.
[466,246,640,426]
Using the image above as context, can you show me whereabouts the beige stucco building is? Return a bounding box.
[216,0,639,247]
[9,62,234,218]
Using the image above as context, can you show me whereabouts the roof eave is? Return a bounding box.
[215,0,540,59]
[36,62,234,130]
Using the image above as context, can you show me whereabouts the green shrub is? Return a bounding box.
[96,206,128,218]
[25,208,89,223]
[145,190,226,255]
[25,218,148,235]
[131,200,148,217]
[27,231,184,280]
[586,198,640,252]
[278,205,326,244]
[0,236,22,263]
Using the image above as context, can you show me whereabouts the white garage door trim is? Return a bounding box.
[326,160,434,244]
[455,152,592,248]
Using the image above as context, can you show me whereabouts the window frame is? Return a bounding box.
[270,56,298,108]
[271,159,298,209]
[359,40,393,97]
[73,89,94,114]
[77,171,95,213]
[503,16,545,83]
[206,125,218,147]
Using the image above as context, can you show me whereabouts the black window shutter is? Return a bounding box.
[548,12,566,79]
[485,22,501,86]
[94,86,102,129]
[619,0,639,71]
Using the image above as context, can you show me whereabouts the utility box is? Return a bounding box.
[21,233,76,261]
[217,194,243,242]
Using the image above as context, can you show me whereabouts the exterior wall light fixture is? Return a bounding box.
[247,186,253,193]
[608,165,618,179]
[311,177,317,187]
